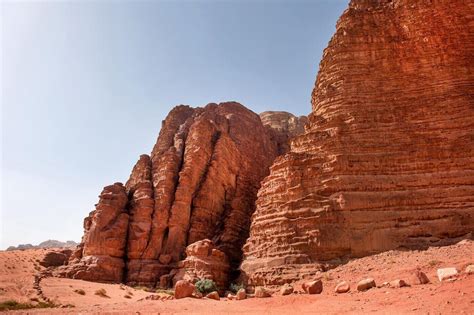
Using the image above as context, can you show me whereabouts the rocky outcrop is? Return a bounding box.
[241,0,474,285]
[58,183,129,282]
[62,102,305,286]
[170,239,230,290]
[259,111,308,154]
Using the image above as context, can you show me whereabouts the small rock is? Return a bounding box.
[174,280,195,299]
[465,265,474,274]
[357,278,376,291]
[236,288,246,300]
[280,284,294,296]
[335,281,350,293]
[255,287,271,298]
[411,270,430,285]
[389,279,408,288]
[227,293,235,300]
[206,291,220,300]
[302,280,323,294]
[437,268,459,282]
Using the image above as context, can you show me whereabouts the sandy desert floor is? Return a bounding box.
[0,240,473,314]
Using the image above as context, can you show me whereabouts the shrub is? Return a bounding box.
[74,289,86,295]
[195,279,217,294]
[0,300,57,311]
[155,288,174,296]
[94,288,109,298]
[229,282,244,293]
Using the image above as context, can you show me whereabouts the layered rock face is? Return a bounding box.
[241,0,474,285]
[63,102,305,286]
[171,239,230,290]
[259,111,308,154]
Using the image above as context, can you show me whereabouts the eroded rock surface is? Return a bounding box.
[241,0,474,285]
[62,102,305,285]
[259,111,308,154]
[171,239,230,290]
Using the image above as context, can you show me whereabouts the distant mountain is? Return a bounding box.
[6,240,78,251]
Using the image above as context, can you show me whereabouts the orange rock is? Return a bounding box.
[62,102,305,286]
[241,0,474,286]
[302,280,323,294]
[335,281,350,293]
[174,280,195,299]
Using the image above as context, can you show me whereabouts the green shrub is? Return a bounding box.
[195,279,217,294]
[229,282,244,293]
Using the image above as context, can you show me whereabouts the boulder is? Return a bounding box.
[335,281,350,293]
[40,251,70,267]
[389,279,408,288]
[255,287,271,298]
[410,270,430,285]
[174,280,195,299]
[357,278,376,291]
[206,291,220,300]
[302,280,323,294]
[437,268,459,282]
[280,284,294,296]
[236,288,246,300]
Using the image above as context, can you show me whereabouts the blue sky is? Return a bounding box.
[0,0,347,249]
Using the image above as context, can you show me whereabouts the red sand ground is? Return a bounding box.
[1,240,473,314]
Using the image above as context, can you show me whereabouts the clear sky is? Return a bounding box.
[0,0,348,249]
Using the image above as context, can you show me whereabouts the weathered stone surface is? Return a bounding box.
[335,281,350,293]
[465,265,474,275]
[171,239,230,290]
[437,268,458,282]
[302,280,323,294]
[58,183,129,282]
[357,278,376,292]
[206,291,220,300]
[260,111,308,155]
[174,280,195,299]
[63,102,304,285]
[236,288,246,300]
[241,0,474,285]
[410,270,430,285]
[254,286,271,298]
[280,283,294,295]
[40,250,71,267]
[389,279,408,288]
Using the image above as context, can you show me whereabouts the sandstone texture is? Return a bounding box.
[170,239,230,290]
[241,0,474,285]
[61,102,305,286]
[259,111,308,154]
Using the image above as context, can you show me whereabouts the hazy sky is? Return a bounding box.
[1,0,347,249]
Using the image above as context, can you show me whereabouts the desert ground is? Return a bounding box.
[0,240,473,314]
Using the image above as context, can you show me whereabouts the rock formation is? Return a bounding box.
[241,0,474,285]
[61,102,306,286]
[170,239,230,290]
[259,111,308,154]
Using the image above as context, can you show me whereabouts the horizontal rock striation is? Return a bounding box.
[241,0,474,285]
[259,111,308,155]
[61,102,305,286]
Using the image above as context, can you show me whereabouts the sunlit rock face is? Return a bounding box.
[61,102,306,286]
[241,0,474,286]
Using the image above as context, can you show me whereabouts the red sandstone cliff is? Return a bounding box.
[60,102,306,286]
[241,0,474,286]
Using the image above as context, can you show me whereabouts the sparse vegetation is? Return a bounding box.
[195,279,217,294]
[155,288,174,296]
[0,300,57,311]
[94,288,110,298]
[428,260,442,267]
[229,282,244,293]
[74,288,86,295]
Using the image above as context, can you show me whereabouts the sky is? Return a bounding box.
[0,0,348,249]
